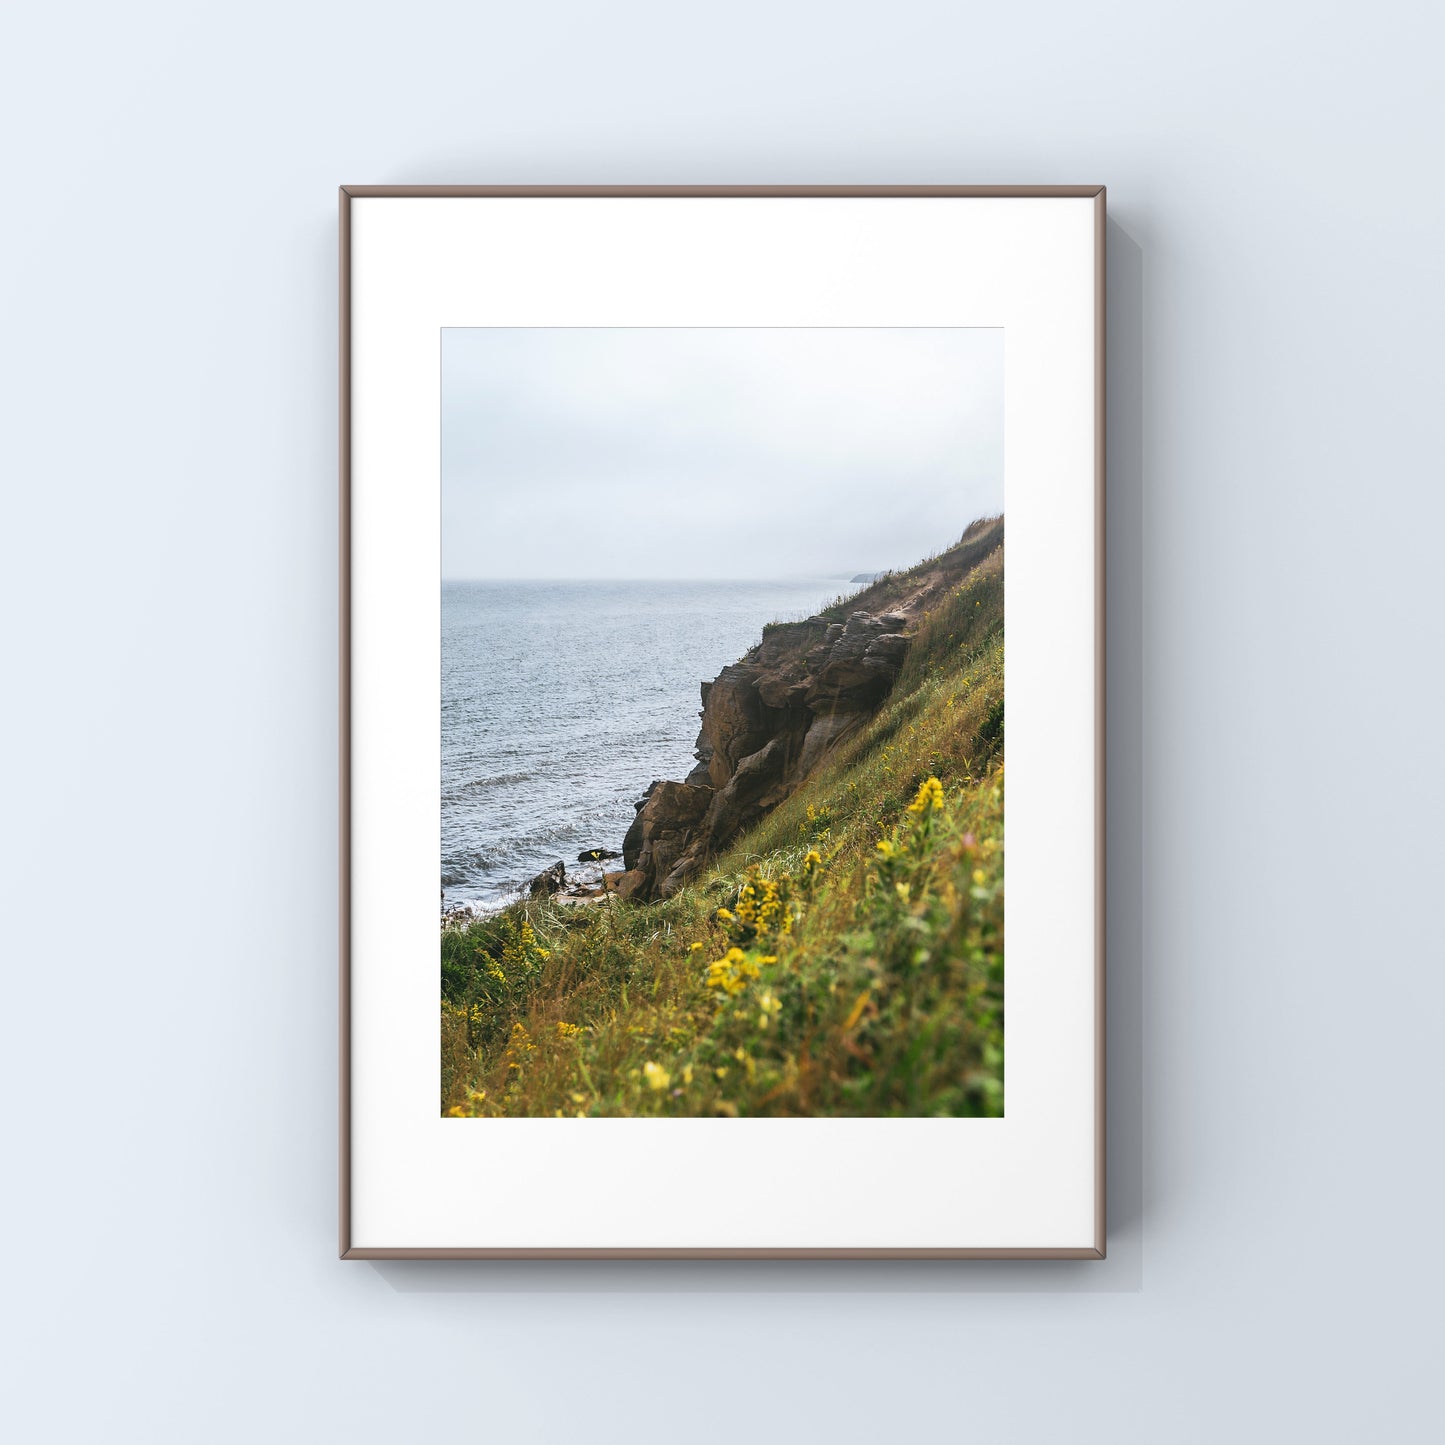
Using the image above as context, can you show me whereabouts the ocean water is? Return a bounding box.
[441,578,858,908]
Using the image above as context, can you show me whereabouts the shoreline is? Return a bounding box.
[441,855,627,924]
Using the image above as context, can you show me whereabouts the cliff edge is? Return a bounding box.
[616,515,1004,900]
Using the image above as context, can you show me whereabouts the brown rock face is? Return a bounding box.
[619,516,1004,901]
[622,780,712,896]
[794,709,865,777]
[690,664,780,789]
[620,612,903,901]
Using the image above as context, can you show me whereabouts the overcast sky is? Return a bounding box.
[441,328,1002,580]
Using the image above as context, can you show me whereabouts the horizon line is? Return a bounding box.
[440,575,875,584]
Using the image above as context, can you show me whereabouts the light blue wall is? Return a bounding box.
[2,2,1440,1440]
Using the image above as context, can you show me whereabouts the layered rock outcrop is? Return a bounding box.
[613,516,1004,901]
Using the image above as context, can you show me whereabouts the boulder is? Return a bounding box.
[613,869,648,901]
[528,860,566,896]
[867,632,909,661]
[844,610,886,636]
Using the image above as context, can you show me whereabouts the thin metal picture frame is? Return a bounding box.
[338,185,1106,1259]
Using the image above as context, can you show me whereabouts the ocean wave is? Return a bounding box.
[444,769,537,801]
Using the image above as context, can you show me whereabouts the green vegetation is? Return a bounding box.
[441,531,1005,1117]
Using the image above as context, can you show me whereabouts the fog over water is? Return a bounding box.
[442,327,1003,581]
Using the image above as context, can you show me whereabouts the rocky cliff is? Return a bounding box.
[614,515,1004,901]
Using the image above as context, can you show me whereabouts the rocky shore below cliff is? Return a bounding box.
[444,849,626,922]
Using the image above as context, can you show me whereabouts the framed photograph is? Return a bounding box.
[340,185,1105,1258]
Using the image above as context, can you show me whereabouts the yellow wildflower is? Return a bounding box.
[704,946,761,995]
[503,1021,535,1072]
[907,776,945,814]
[642,1061,671,1092]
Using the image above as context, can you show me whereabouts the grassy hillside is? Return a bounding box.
[440,526,1005,1118]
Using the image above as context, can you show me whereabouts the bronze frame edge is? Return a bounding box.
[337,184,1108,1261]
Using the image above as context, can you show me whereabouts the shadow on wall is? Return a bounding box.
[368,218,1147,1297]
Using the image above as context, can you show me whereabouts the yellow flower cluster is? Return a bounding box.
[642,1061,671,1091]
[704,946,762,996]
[442,999,488,1029]
[907,776,946,815]
[504,1021,535,1071]
[802,803,833,840]
[491,916,551,986]
[734,868,791,939]
[554,1021,585,1039]
[507,919,549,963]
